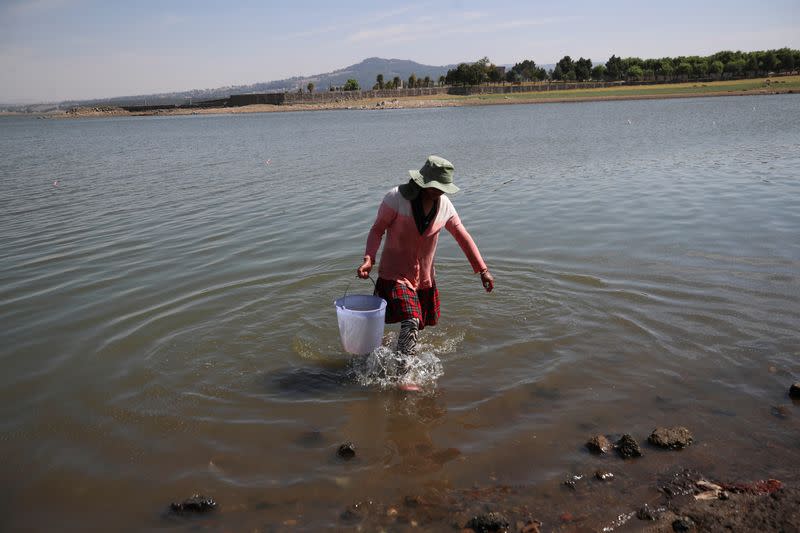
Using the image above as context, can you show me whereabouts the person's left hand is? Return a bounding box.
[480,270,494,293]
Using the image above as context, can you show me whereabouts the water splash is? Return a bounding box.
[350,345,444,390]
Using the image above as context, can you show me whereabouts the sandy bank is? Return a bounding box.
[56,84,797,119]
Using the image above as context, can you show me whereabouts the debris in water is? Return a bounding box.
[595,470,614,481]
[602,511,636,531]
[636,504,661,521]
[563,474,584,490]
[465,511,509,532]
[169,494,216,513]
[337,442,356,459]
[789,382,800,399]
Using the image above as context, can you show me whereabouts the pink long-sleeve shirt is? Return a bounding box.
[365,187,487,290]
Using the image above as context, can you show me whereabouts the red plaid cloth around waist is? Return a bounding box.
[374,278,440,330]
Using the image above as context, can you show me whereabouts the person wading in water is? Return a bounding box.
[357,156,494,389]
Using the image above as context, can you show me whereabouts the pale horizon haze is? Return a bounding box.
[1,0,798,103]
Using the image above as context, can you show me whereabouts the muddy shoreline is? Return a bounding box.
[318,460,800,532]
[46,86,797,119]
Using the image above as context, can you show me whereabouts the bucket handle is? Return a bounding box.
[342,275,377,310]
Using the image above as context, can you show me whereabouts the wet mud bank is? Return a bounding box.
[320,469,799,532]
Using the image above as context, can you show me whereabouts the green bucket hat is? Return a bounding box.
[400,156,459,200]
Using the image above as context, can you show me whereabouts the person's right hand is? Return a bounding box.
[357,256,373,279]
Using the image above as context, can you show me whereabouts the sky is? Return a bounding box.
[1,0,798,103]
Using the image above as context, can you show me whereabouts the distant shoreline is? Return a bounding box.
[25,76,800,119]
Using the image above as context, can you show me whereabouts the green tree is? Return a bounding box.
[438,75,446,86]
[591,64,606,80]
[408,73,417,89]
[393,76,401,89]
[627,65,644,80]
[469,59,489,85]
[744,54,759,74]
[423,75,431,87]
[692,60,708,78]
[643,58,660,75]
[760,51,779,72]
[675,62,692,78]
[343,78,360,91]
[511,59,538,81]
[724,59,745,76]
[711,50,735,65]
[622,57,644,76]
[658,59,674,80]
[709,60,724,77]
[376,74,384,90]
[446,59,489,86]
[777,48,795,72]
[575,57,592,81]
[605,55,624,80]
[307,82,314,93]
[553,55,575,80]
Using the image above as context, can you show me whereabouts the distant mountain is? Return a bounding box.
[52,57,459,109]
[302,57,459,91]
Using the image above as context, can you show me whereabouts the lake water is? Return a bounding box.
[1,95,799,531]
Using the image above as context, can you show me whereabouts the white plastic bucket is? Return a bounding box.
[334,294,387,354]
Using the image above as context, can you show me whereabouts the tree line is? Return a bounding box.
[443,48,800,86]
[301,48,798,93]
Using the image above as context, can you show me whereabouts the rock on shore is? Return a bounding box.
[648,426,694,449]
[616,434,643,458]
[586,434,613,454]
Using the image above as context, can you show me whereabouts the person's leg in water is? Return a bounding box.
[397,318,419,355]
[396,318,421,390]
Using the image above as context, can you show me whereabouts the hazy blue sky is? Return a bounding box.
[1,0,798,102]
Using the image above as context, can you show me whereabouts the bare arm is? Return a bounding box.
[358,200,396,278]
[445,214,494,292]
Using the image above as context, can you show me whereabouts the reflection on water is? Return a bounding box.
[382,392,460,475]
[0,95,799,530]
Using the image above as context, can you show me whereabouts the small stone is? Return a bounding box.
[648,427,693,449]
[719,491,730,500]
[340,501,370,522]
[595,470,614,481]
[169,494,216,513]
[672,516,695,531]
[586,434,613,454]
[616,434,643,458]
[465,511,509,532]
[636,504,658,521]
[337,442,356,459]
[789,382,800,399]
[559,512,573,522]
